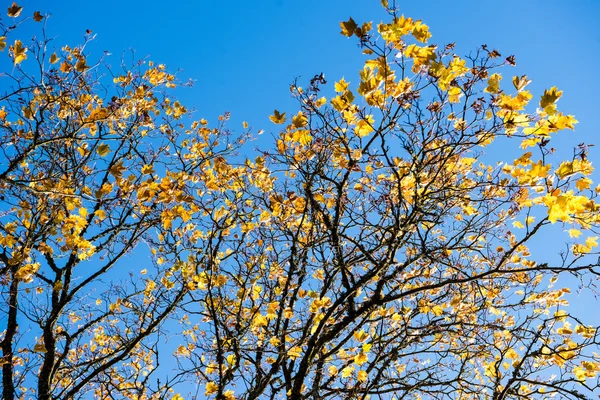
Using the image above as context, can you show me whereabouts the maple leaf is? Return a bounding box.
[512,74,531,91]
[59,61,70,73]
[484,74,502,94]
[33,11,43,21]
[292,111,308,128]
[269,109,286,124]
[334,78,350,92]
[7,2,22,17]
[205,382,218,396]
[10,39,27,65]
[340,17,357,37]
[540,86,562,113]
[49,53,60,64]
[0,36,6,52]
[75,57,88,72]
[96,144,110,157]
[109,161,126,178]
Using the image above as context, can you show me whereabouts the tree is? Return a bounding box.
[1,2,600,400]
[0,5,245,399]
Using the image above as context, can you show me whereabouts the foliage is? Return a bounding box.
[1,2,600,399]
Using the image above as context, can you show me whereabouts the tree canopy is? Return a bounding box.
[1,2,600,399]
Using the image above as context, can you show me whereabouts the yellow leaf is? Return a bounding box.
[555,161,575,179]
[568,229,582,238]
[448,86,462,103]
[287,346,302,360]
[96,143,110,157]
[243,121,248,128]
[252,314,268,328]
[109,161,126,178]
[335,78,350,93]
[291,129,312,146]
[354,352,368,365]
[292,111,308,128]
[341,366,354,377]
[0,36,6,51]
[412,21,431,43]
[355,116,374,137]
[7,2,22,18]
[10,39,27,65]
[75,57,88,72]
[340,17,358,37]
[512,75,531,91]
[33,343,47,353]
[575,177,592,191]
[540,86,562,113]
[205,382,218,396]
[353,329,369,342]
[60,61,70,73]
[49,53,60,64]
[141,164,155,174]
[484,73,502,94]
[505,348,519,360]
[269,109,286,124]
[357,370,368,382]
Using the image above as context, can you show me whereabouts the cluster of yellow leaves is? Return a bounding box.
[377,15,431,46]
[430,56,470,91]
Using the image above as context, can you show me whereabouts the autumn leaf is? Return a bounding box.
[292,111,308,128]
[340,17,358,37]
[33,11,43,21]
[75,57,88,72]
[540,86,562,113]
[568,229,582,238]
[10,39,27,65]
[205,382,218,396]
[575,177,592,191]
[49,53,60,64]
[357,370,368,382]
[109,161,126,178]
[512,74,531,91]
[334,78,350,92]
[484,73,502,94]
[60,61,71,73]
[33,342,47,353]
[96,144,110,157]
[0,36,6,52]
[7,2,22,17]
[141,164,155,174]
[355,119,373,137]
[448,86,462,103]
[269,109,286,124]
